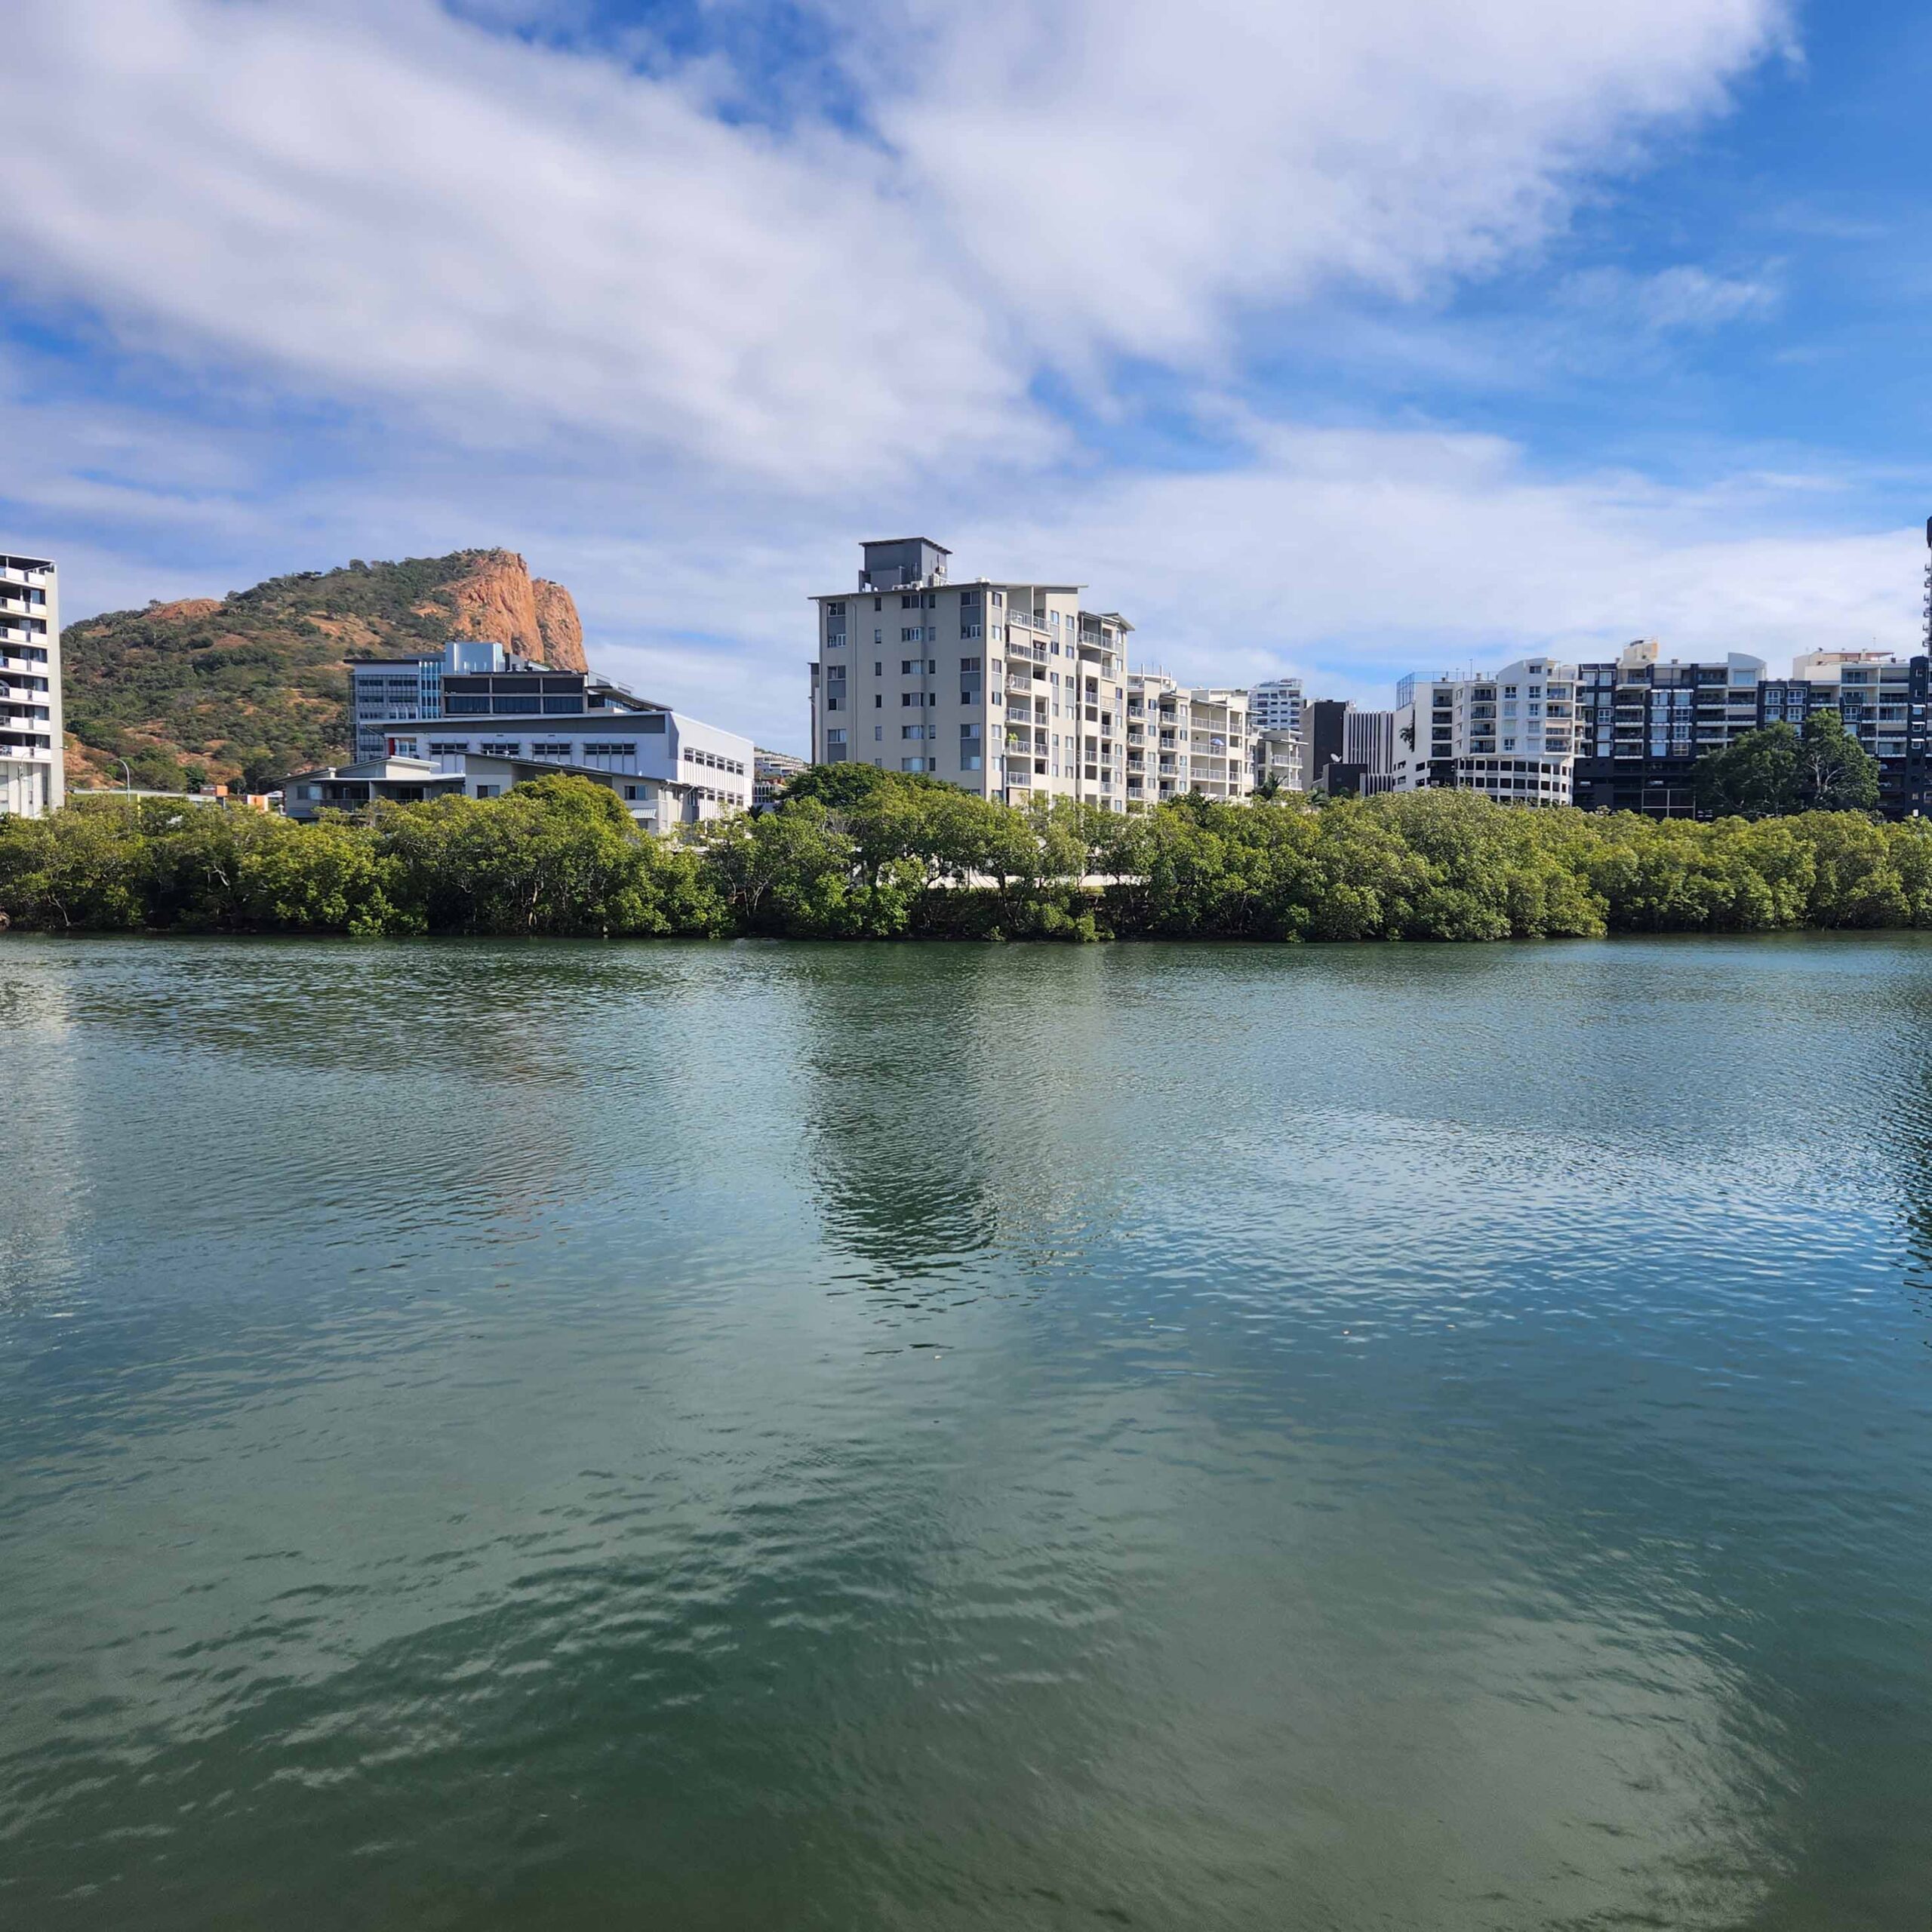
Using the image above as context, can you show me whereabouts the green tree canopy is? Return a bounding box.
[1696,711,1880,818]
[1693,721,1801,818]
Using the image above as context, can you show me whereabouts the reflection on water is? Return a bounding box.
[2,934,1930,1929]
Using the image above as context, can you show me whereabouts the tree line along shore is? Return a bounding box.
[5,765,1932,942]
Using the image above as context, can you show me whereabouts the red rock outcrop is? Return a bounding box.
[533,579,586,672]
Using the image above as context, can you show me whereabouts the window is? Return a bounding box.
[532,742,571,756]
[826,728,847,746]
[902,724,929,740]
[427,740,468,754]
[479,742,521,755]
[902,594,918,608]
[900,756,933,772]
[875,694,883,709]
[960,657,982,672]
[827,601,844,616]
[583,742,638,758]
[475,784,499,798]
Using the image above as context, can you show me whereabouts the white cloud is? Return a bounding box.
[1561,263,1781,331]
[11,0,1906,765]
[0,0,1787,479]
[857,0,1788,368]
[0,0,1025,481]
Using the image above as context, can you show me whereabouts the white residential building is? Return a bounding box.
[1,553,60,817]
[1251,728,1306,793]
[1392,655,1579,805]
[809,539,1130,808]
[1123,672,1251,808]
[1249,677,1304,737]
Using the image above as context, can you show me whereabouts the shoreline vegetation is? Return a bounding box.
[6,767,1932,943]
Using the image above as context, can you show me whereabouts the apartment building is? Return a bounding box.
[1570,642,1766,815]
[1123,673,1251,808]
[0,553,60,817]
[1760,650,1930,817]
[809,539,1130,808]
[753,748,808,808]
[1249,677,1304,737]
[1252,728,1306,793]
[1392,657,1578,804]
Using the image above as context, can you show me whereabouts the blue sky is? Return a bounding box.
[4,0,1930,750]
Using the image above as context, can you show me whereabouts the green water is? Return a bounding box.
[2,934,1930,1930]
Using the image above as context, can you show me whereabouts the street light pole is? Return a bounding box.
[115,758,133,799]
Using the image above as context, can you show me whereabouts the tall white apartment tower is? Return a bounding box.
[1391,655,1578,804]
[0,554,60,817]
[809,540,1131,808]
[1250,677,1304,737]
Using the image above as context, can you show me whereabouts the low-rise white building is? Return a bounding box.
[383,702,752,823]
[1,552,60,817]
[283,749,711,834]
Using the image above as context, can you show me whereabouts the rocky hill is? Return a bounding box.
[62,549,586,791]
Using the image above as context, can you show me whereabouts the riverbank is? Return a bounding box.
[5,771,1932,941]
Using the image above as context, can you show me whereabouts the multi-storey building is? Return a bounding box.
[1305,699,1351,790]
[377,665,752,820]
[1343,709,1395,777]
[1391,657,1578,804]
[1,553,60,817]
[1759,651,1930,817]
[1123,673,1251,808]
[1570,641,1765,815]
[753,748,808,809]
[1251,728,1306,793]
[1249,677,1304,737]
[349,639,546,761]
[809,539,1129,809]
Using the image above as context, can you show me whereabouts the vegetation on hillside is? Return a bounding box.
[60,550,558,793]
[6,769,1932,942]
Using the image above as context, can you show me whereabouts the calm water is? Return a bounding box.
[2,935,1930,1930]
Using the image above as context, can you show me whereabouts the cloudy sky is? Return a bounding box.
[5,0,1930,748]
